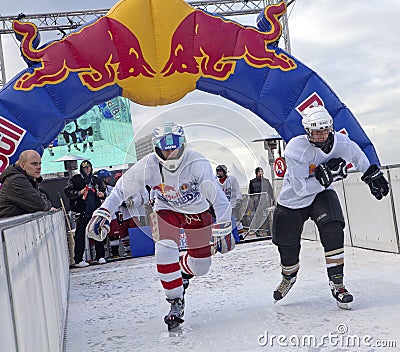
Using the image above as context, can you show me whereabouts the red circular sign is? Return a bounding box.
[274,157,286,177]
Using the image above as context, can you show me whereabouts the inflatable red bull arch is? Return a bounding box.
[0,0,380,173]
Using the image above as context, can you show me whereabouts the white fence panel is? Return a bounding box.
[1,211,69,352]
[342,170,398,252]
[4,221,50,352]
[0,233,17,352]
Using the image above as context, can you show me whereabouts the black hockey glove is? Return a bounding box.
[314,163,333,188]
[361,164,389,200]
[326,157,348,182]
[315,158,348,188]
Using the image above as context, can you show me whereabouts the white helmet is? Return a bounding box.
[301,105,333,135]
[152,122,186,171]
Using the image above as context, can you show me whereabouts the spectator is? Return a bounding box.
[107,172,148,257]
[215,164,243,242]
[64,160,106,267]
[0,150,52,218]
[97,169,113,196]
[248,167,274,205]
[248,167,274,237]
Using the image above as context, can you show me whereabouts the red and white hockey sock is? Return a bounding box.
[155,240,184,299]
[180,252,211,277]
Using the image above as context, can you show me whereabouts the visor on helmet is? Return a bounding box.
[152,122,186,171]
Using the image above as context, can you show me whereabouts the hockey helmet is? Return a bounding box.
[97,169,112,179]
[302,105,333,134]
[302,105,334,150]
[152,122,186,171]
[216,164,228,177]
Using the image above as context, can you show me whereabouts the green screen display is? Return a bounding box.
[41,97,137,174]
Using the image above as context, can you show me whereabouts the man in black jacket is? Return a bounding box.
[248,167,274,205]
[0,150,52,218]
[64,160,106,267]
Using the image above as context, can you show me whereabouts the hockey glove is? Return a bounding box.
[314,163,333,188]
[361,164,389,200]
[315,158,348,188]
[212,233,236,255]
[86,208,111,241]
[124,196,135,209]
[211,222,235,254]
[326,157,348,182]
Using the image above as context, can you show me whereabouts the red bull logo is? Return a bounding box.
[0,116,26,173]
[13,17,155,91]
[161,2,296,80]
[152,183,176,194]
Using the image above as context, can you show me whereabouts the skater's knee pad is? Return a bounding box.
[278,245,300,267]
[319,221,344,252]
[311,190,345,228]
[155,240,179,264]
[186,256,211,276]
[272,205,304,247]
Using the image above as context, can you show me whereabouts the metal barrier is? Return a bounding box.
[0,210,69,352]
[239,192,274,238]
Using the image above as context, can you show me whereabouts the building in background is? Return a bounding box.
[135,134,153,161]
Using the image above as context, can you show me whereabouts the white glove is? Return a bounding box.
[86,208,111,241]
[124,197,135,209]
[211,221,232,237]
[211,222,235,254]
[211,233,235,255]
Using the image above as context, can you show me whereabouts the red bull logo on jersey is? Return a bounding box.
[162,2,296,80]
[152,183,176,195]
[0,117,26,173]
[13,17,155,92]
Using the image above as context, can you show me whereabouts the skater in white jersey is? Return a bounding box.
[216,164,243,242]
[272,105,389,309]
[86,122,233,330]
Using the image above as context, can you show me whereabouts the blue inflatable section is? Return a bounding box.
[0,3,380,173]
[197,45,379,165]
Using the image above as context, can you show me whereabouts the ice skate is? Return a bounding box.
[74,144,81,152]
[67,144,71,153]
[329,281,353,310]
[182,272,193,296]
[164,297,185,331]
[273,275,297,302]
[82,143,87,153]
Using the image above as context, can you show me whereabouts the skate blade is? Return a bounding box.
[337,302,352,310]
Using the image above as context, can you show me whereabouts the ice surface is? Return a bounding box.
[66,240,400,351]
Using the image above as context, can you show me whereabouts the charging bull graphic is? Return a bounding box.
[162,2,296,80]
[13,17,155,91]
[0,0,381,174]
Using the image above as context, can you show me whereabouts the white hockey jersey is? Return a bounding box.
[278,132,370,209]
[216,175,242,207]
[102,150,232,223]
